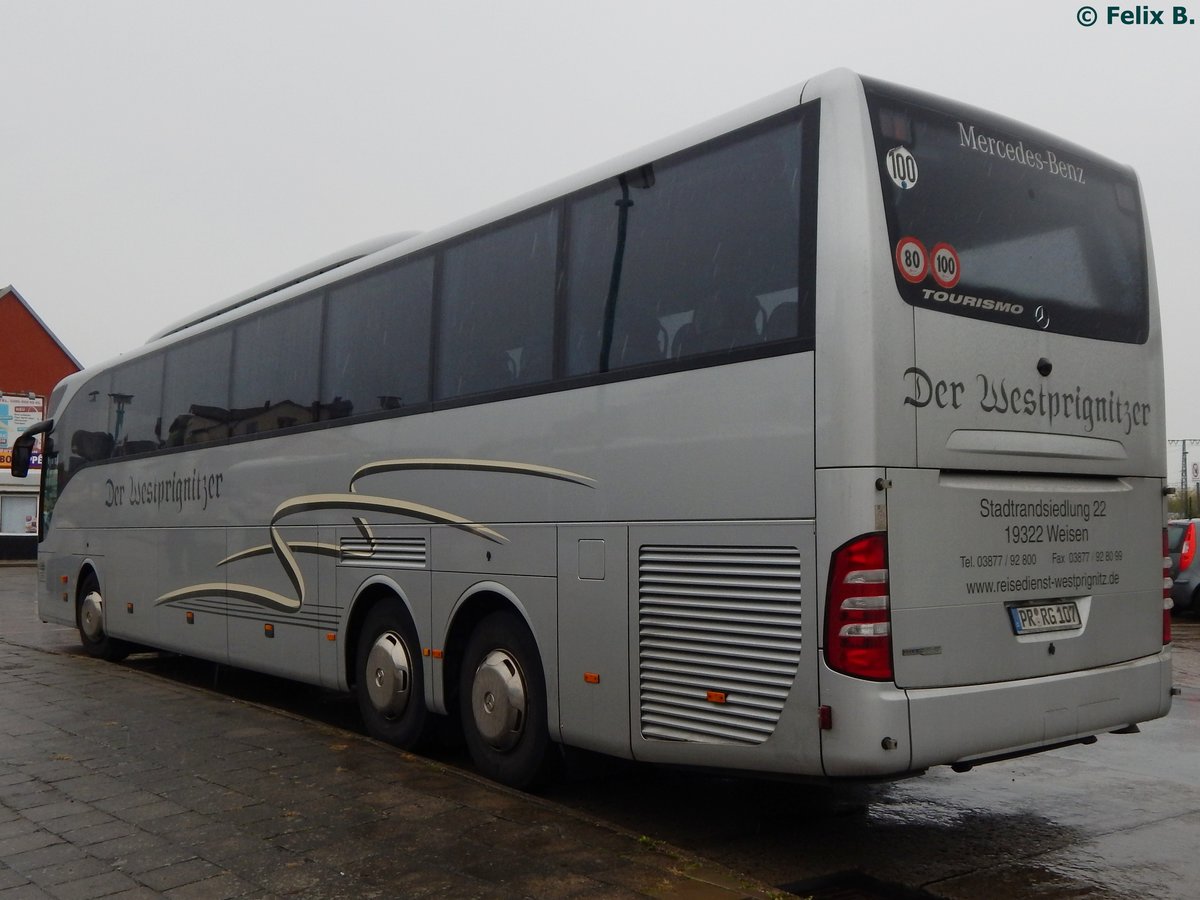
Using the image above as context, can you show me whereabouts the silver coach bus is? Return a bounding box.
[11,70,1173,788]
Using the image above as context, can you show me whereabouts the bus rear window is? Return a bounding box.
[864,79,1149,343]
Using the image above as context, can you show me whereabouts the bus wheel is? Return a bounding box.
[355,603,428,749]
[76,574,130,662]
[459,611,550,789]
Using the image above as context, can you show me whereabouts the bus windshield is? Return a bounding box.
[864,79,1149,343]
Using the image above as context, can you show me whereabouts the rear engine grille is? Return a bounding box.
[639,544,803,745]
[339,536,427,569]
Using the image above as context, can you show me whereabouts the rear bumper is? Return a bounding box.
[907,649,1173,770]
[1170,575,1199,608]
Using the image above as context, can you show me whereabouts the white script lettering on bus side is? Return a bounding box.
[105,469,224,512]
[957,122,1086,185]
[903,366,1152,435]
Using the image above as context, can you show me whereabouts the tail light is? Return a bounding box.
[825,533,892,681]
[1181,522,1196,573]
[1163,527,1173,645]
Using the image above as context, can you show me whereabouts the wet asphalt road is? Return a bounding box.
[3,564,1197,899]
[547,618,1200,899]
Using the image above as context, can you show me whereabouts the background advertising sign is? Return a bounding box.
[0,393,45,471]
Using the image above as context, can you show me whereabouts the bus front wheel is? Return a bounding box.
[355,603,429,749]
[76,573,130,662]
[459,611,550,789]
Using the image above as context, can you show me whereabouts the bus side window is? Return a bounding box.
[612,305,666,369]
[230,293,322,435]
[322,258,433,418]
[162,329,233,447]
[672,292,763,358]
[762,293,800,342]
[72,430,113,463]
[437,210,557,400]
[565,107,806,376]
[108,353,164,456]
[59,372,114,478]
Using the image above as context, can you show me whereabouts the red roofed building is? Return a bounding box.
[1,285,81,560]
[1,285,81,397]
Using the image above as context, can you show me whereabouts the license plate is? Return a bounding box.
[1008,601,1081,635]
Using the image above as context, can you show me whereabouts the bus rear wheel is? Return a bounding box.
[355,603,429,749]
[76,574,130,662]
[459,611,550,789]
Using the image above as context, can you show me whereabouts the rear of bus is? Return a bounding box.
[810,72,1172,776]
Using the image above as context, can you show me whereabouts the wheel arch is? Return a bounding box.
[75,560,104,628]
[441,581,537,722]
[72,558,130,662]
[343,575,420,690]
[76,558,102,600]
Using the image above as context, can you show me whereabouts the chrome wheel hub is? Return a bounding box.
[80,591,105,641]
[471,649,527,751]
[364,631,412,718]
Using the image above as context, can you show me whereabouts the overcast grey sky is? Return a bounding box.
[3,1,1198,455]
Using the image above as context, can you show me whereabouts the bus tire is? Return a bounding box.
[459,610,550,789]
[76,573,130,662]
[355,603,429,749]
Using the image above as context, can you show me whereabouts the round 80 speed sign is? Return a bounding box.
[895,236,928,284]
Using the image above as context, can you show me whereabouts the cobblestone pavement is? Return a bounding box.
[0,566,777,899]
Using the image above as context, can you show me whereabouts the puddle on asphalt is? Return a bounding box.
[778,870,937,899]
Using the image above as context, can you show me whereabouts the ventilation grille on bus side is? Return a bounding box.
[339,537,427,569]
[638,545,803,745]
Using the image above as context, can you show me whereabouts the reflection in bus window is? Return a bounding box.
[231,294,322,435]
[322,258,433,418]
[109,353,164,456]
[565,110,807,376]
[162,329,233,447]
[61,372,113,481]
[438,211,558,399]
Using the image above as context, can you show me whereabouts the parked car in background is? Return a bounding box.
[1168,519,1200,615]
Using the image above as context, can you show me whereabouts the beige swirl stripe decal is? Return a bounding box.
[155,458,594,613]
